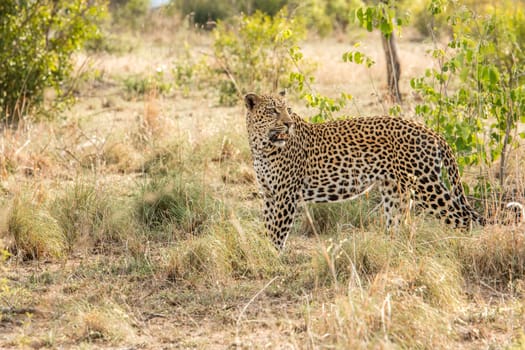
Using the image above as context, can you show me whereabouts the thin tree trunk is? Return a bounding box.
[381,33,402,103]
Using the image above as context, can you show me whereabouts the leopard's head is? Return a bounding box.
[244,91,295,149]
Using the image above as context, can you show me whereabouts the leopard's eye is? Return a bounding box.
[267,107,279,116]
[287,107,292,114]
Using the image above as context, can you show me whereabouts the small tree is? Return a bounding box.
[411,0,525,192]
[356,0,409,104]
[0,0,106,123]
[211,7,307,105]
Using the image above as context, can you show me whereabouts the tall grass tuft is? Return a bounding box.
[299,199,378,236]
[72,302,137,344]
[457,227,525,288]
[51,182,135,251]
[136,174,224,239]
[311,230,397,286]
[312,224,465,309]
[307,224,467,348]
[164,218,280,285]
[7,196,65,259]
[308,289,454,349]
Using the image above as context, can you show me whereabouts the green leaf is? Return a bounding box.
[488,67,499,85]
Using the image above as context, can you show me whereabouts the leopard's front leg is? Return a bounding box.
[263,189,299,250]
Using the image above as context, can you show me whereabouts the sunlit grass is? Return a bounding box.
[0,18,524,349]
[135,173,225,240]
[163,217,281,285]
[7,195,65,260]
[51,182,137,252]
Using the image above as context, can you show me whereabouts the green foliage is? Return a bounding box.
[410,0,450,38]
[292,0,364,36]
[411,1,525,177]
[123,69,173,98]
[0,0,107,123]
[241,0,288,17]
[171,44,212,96]
[175,0,234,26]
[211,8,306,105]
[342,46,375,68]
[355,0,410,37]
[174,0,287,26]
[289,45,352,122]
[181,6,351,116]
[303,92,353,123]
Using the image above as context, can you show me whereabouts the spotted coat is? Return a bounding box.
[245,92,486,249]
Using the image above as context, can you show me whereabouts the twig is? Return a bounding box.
[235,276,278,348]
[14,139,31,156]
[199,50,243,98]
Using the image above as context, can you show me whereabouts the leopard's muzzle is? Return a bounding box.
[268,122,294,147]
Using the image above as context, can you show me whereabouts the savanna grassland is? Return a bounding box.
[1,2,525,349]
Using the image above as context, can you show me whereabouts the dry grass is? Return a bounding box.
[1,19,524,350]
[71,301,138,344]
[6,194,66,260]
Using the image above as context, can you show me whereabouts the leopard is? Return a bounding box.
[244,91,523,250]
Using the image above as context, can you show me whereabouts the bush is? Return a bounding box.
[175,0,234,26]
[411,1,525,189]
[0,0,107,123]
[174,0,288,27]
[211,7,307,105]
[122,71,173,98]
[292,0,363,36]
[109,0,149,30]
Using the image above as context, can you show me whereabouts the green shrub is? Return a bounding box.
[292,0,363,36]
[123,71,173,98]
[175,0,234,26]
[174,0,288,27]
[211,7,307,104]
[109,0,149,30]
[409,0,449,38]
[244,0,288,16]
[0,0,107,123]
[411,1,525,191]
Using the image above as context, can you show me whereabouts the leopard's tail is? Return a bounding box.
[439,136,524,226]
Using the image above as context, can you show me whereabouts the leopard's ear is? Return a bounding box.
[244,93,261,111]
[279,89,286,97]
